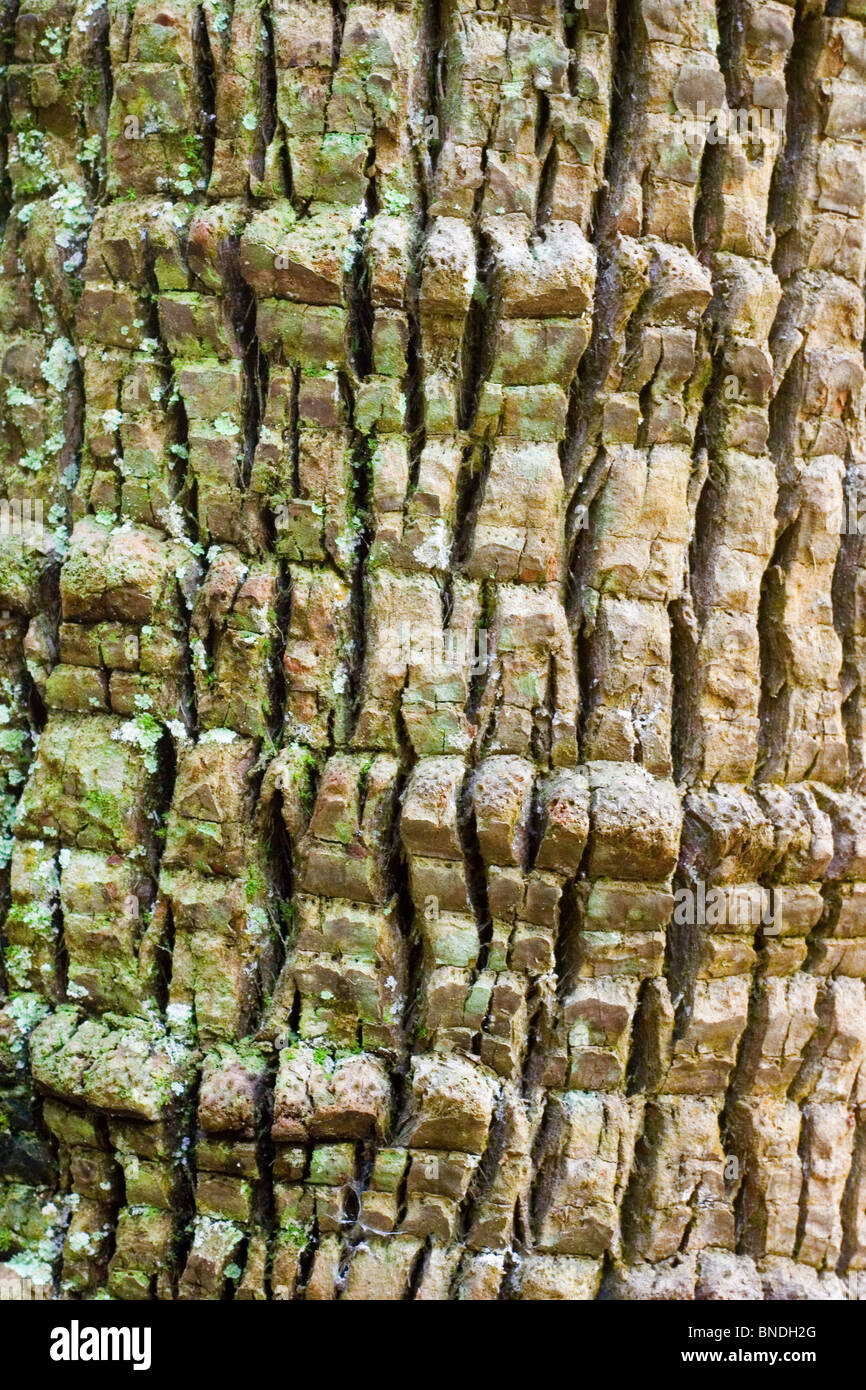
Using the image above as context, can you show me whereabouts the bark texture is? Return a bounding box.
[2,0,866,1301]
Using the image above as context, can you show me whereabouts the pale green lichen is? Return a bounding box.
[41,340,77,393]
[111,713,163,773]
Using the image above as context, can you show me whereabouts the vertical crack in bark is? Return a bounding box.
[193,4,217,192]
[343,384,371,740]
[256,2,279,190]
[0,0,19,236]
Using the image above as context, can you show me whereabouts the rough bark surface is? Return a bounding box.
[2,0,866,1302]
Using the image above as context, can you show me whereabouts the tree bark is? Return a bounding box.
[1,0,866,1301]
